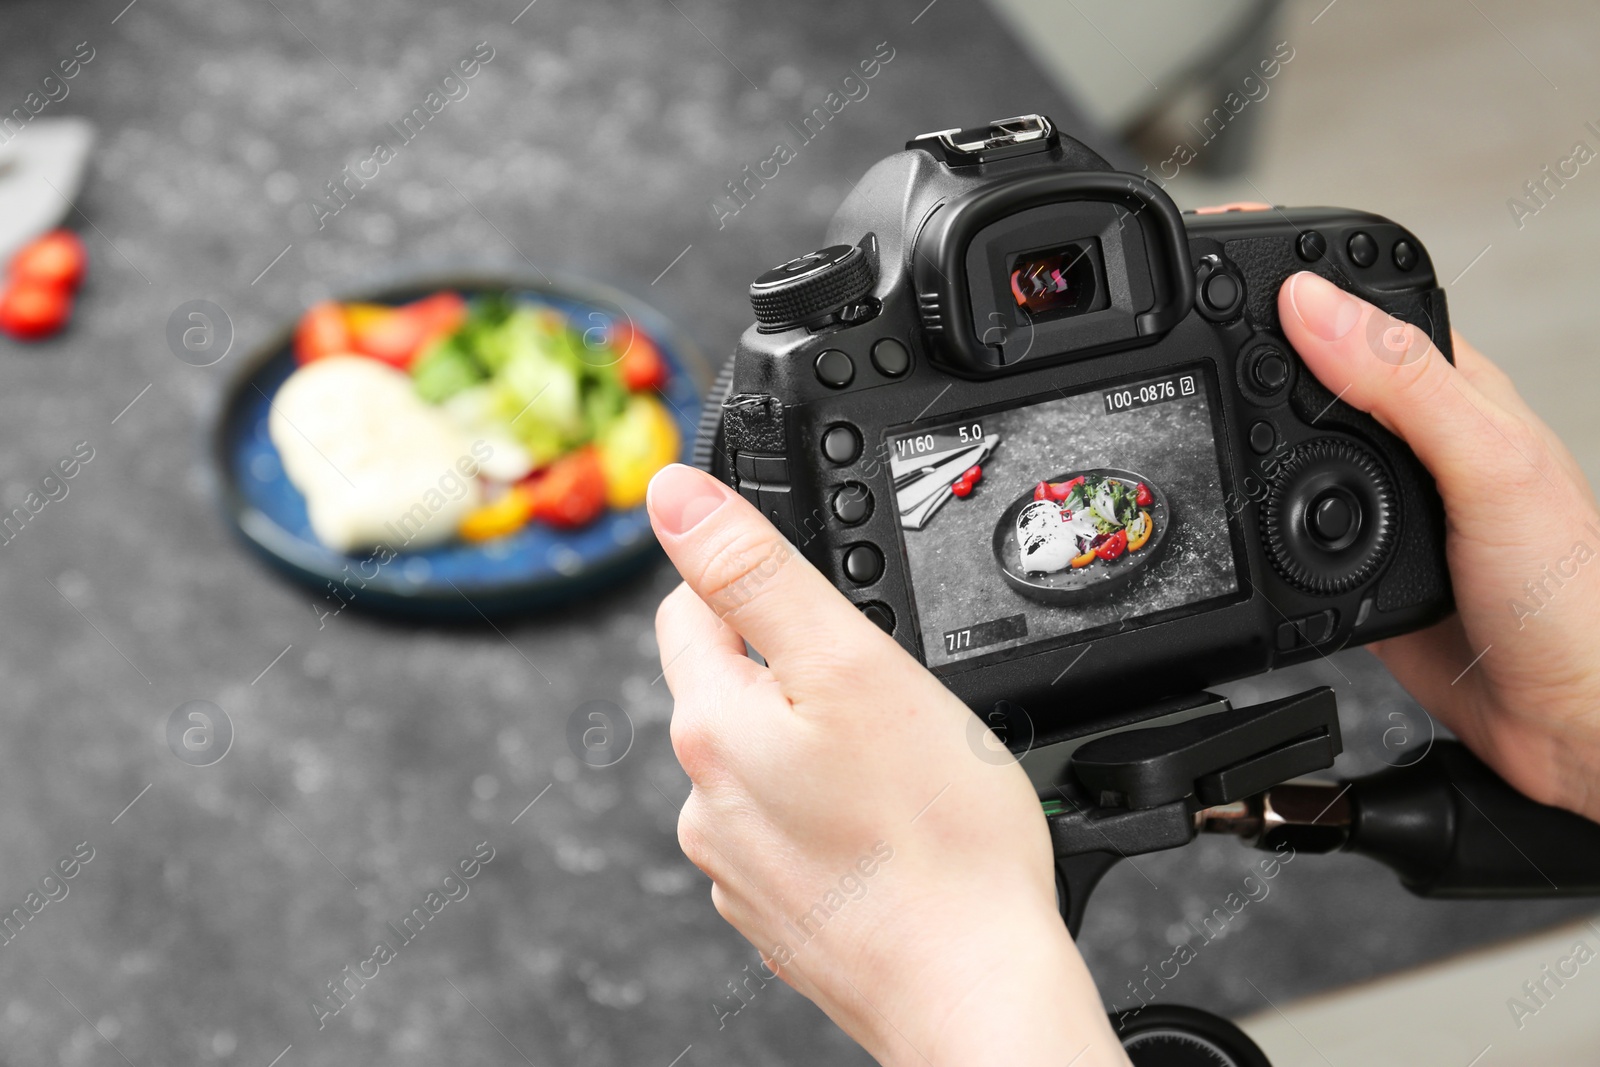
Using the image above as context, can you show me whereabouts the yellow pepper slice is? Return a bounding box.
[1127,510,1153,551]
[458,485,535,542]
[598,394,681,509]
[1069,547,1097,568]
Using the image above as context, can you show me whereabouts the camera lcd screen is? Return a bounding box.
[885,367,1242,671]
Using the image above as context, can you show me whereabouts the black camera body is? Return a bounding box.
[698,116,1453,740]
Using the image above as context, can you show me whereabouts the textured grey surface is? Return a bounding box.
[0,2,1593,1066]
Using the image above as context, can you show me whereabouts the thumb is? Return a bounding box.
[1278,271,1523,511]
[646,463,900,694]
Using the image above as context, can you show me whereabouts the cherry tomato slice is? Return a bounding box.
[1135,482,1153,507]
[1094,529,1128,561]
[294,301,353,363]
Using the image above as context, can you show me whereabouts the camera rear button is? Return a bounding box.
[1248,421,1276,455]
[871,338,911,377]
[1392,239,1418,271]
[843,544,883,584]
[1252,350,1290,393]
[815,349,855,388]
[1202,272,1240,314]
[1296,231,1328,262]
[1347,231,1378,268]
[821,424,861,464]
[860,602,895,634]
[832,483,871,525]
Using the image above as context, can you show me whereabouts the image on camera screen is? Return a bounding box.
[886,368,1241,670]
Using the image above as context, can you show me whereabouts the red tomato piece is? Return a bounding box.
[961,464,982,484]
[951,477,973,499]
[10,230,86,290]
[350,307,428,368]
[527,447,607,528]
[1094,529,1128,561]
[615,325,669,391]
[1033,481,1051,502]
[406,291,467,338]
[0,282,72,339]
[1135,482,1153,507]
[294,301,353,364]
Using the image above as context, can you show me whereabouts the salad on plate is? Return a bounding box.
[1015,472,1154,575]
[272,290,680,554]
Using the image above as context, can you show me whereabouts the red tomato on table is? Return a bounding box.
[10,230,87,290]
[0,283,73,339]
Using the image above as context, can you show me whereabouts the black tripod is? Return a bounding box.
[1031,687,1600,1065]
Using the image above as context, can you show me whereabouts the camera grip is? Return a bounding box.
[1222,229,1455,619]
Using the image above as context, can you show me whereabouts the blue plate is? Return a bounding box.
[214,274,706,618]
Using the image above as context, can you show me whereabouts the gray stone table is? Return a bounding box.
[0,2,1591,1064]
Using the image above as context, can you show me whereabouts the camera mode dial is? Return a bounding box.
[749,244,875,330]
[1263,438,1397,595]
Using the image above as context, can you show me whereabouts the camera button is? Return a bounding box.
[1347,231,1378,268]
[1308,488,1361,550]
[871,337,911,377]
[815,349,855,388]
[832,483,872,525]
[1202,272,1240,314]
[843,544,883,584]
[1249,420,1277,455]
[821,424,861,465]
[860,601,895,634]
[1296,230,1328,262]
[1275,610,1337,651]
[1392,239,1418,271]
[1251,350,1290,393]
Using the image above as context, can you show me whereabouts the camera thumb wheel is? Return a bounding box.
[1110,1005,1273,1067]
[1263,438,1397,595]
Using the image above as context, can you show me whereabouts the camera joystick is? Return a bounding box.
[1263,438,1396,594]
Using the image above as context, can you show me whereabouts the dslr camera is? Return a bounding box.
[697,116,1453,739]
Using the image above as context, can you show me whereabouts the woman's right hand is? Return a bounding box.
[1279,271,1600,822]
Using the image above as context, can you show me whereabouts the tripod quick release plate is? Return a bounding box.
[1070,688,1342,811]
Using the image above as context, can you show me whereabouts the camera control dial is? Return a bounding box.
[1263,438,1397,595]
[749,243,875,330]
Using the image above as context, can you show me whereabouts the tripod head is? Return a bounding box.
[1032,687,1600,1065]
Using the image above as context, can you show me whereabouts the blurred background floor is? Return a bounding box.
[0,1,1597,1065]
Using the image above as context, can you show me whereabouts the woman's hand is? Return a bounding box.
[648,463,1131,1067]
[1279,270,1600,821]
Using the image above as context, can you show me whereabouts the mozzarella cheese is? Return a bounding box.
[1017,500,1098,574]
[269,356,483,552]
